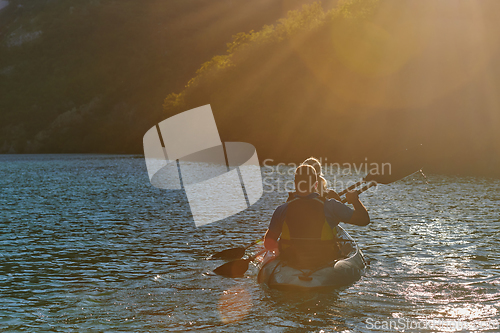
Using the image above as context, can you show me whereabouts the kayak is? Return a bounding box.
[257,225,365,291]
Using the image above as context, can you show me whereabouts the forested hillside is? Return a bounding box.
[0,0,323,153]
[163,0,500,177]
[2,0,500,177]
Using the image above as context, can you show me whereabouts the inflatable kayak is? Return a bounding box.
[257,225,365,291]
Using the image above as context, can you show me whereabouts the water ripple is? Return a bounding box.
[0,155,499,332]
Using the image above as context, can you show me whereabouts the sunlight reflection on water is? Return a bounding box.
[0,155,499,332]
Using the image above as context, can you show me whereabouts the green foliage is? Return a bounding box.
[187,55,236,90]
[175,3,328,105]
[3,0,500,176]
[161,1,383,159]
[0,0,309,153]
[337,0,379,19]
[170,2,329,110]
[163,92,184,111]
[275,2,326,35]
[226,31,255,54]
[224,2,326,55]
[162,0,500,177]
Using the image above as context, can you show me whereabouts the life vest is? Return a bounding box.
[279,195,340,269]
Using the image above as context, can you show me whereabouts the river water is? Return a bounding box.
[0,155,499,332]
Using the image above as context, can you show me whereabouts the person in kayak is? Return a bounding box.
[286,157,341,201]
[264,164,370,269]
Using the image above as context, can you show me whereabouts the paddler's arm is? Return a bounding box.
[264,230,280,255]
[325,189,341,201]
[345,190,370,226]
[263,203,287,255]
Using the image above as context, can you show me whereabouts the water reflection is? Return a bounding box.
[218,286,252,324]
[0,155,499,332]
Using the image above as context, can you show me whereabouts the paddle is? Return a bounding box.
[338,181,362,197]
[340,181,377,203]
[213,249,267,277]
[340,168,424,203]
[211,238,263,260]
[330,145,424,197]
[338,144,425,200]
[213,145,425,277]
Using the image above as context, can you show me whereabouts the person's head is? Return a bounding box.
[294,164,317,194]
[302,157,322,175]
[302,157,327,195]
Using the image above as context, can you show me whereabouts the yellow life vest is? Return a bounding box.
[279,196,339,268]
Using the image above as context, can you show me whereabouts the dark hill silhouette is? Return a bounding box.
[0,0,326,153]
[1,0,500,178]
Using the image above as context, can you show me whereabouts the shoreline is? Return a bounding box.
[0,153,499,180]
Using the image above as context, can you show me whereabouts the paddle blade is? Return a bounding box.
[211,247,246,260]
[213,259,250,277]
[364,144,425,184]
